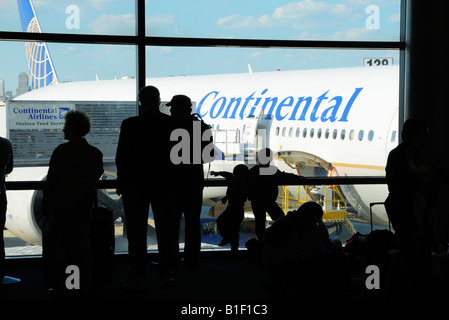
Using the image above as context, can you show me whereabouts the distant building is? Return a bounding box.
[0,79,5,99]
[16,72,30,96]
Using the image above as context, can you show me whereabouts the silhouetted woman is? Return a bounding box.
[43,109,103,295]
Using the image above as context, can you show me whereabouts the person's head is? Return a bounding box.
[233,164,249,179]
[63,109,91,141]
[402,118,428,151]
[256,148,273,167]
[167,95,192,118]
[298,201,323,227]
[138,86,161,115]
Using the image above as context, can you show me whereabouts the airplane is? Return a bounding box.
[4,0,398,246]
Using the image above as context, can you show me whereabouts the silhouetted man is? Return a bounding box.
[116,86,175,287]
[0,136,13,284]
[248,148,303,241]
[168,94,214,267]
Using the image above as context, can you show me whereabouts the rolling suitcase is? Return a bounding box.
[90,206,115,287]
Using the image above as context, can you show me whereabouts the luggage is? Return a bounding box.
[90,206,115,286]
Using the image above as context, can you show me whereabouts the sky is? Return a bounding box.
[0,0,401,95]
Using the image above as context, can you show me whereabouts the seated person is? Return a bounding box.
[262,201,341,288]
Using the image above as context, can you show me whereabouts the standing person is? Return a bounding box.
[248,148,303,241]
[385,118,438,296]
[43,109,103,295]
[211,164,249,255]
[168,94,214,268]
[116,86,175,289]
[0,136,13,284]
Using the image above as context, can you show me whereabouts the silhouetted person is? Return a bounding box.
[42,109,103,295]
[116,86,176,287]
[262,201,340,289]
[0,136,13,284]
[168,94,214,267]
[248,148,303,241]
[385,118,438,296]
[211,164,249,255]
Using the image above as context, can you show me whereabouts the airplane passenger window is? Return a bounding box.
[325,129,330,139]
[358,130,365,141]
[317,128,322,139]
[349,130,355,141]
[289,127,293,137]
[391,130,397,142]
[310,128,315,138]
[332,129,338,140]
[368,130,374,141]
[341,129,346,140]
[296,128,300,138]
[275,127,280,136]
[303,128,307,138]
[282,127,286,137]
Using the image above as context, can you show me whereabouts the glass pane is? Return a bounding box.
[146,45,399,251]
[2,40,137,256]
[0,0,136,35]
[146,0,401,41]
[147,46,400,77]
[199,182,392,252]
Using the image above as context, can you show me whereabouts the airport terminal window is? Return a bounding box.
[1,0,405,257]
[0,1,136,35]
[145,0,401,41]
